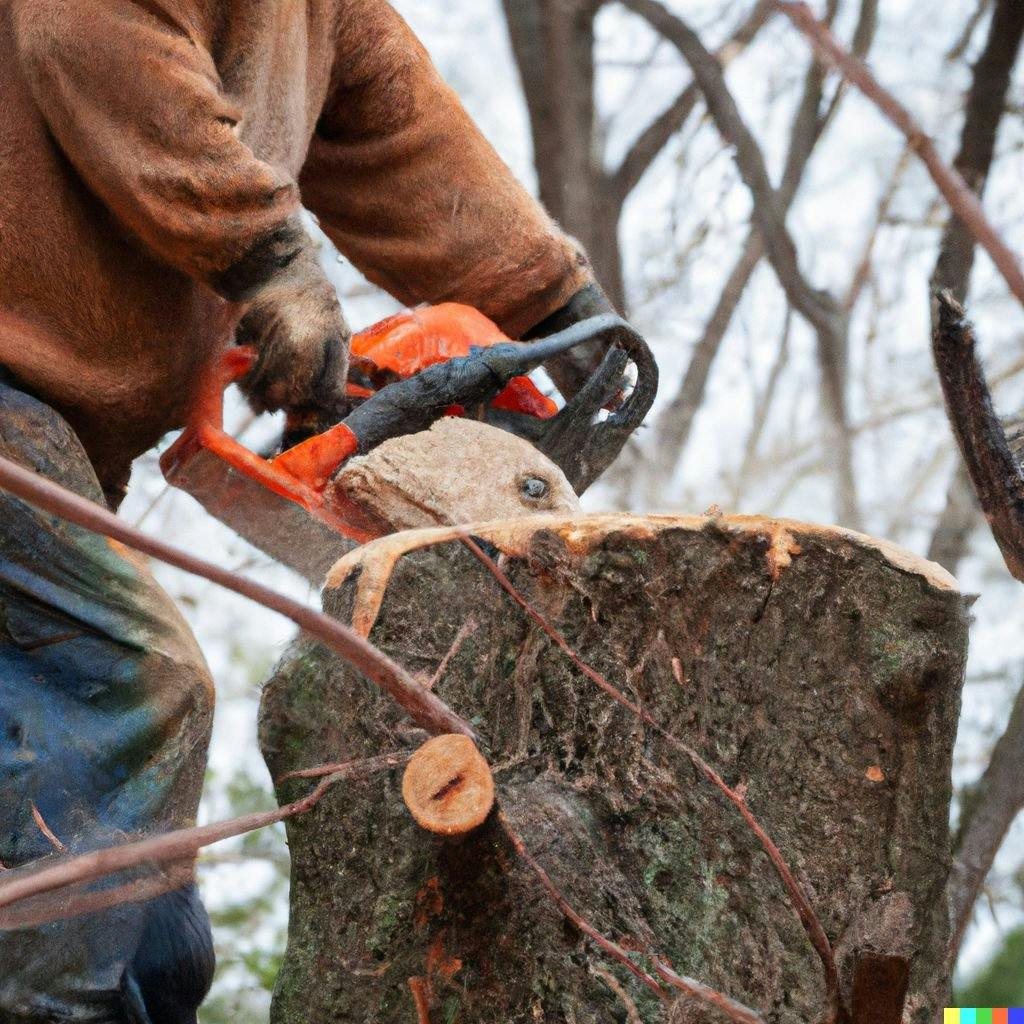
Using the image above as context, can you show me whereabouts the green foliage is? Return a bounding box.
[956,928,1024,1006]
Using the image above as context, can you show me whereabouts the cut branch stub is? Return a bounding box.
[402,734,495,836]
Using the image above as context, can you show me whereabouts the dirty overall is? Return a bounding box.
[0,372,215,1022]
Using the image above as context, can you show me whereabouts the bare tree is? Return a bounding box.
[500,0,769,310]
[626,0,878,520]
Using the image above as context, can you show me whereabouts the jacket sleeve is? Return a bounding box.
[12,0,307,301]
[299,1,593,339]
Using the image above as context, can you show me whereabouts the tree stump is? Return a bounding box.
[258,514,968,1024]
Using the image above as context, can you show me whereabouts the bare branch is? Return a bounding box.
[949,680,1024,959]
[925,464,977,571]
[641,232,764,504]
[731,307,792,505]
[500,813,770,1024]
[0,753,403,928]
[932,294,1024,582]
[843,147,912,314]
[622,0,866,527]
[773,0,1024,307]
[945,0,993,63]
[612,85,701,208]
[2,772,316,922]
[933,0,1024,305]
[0,454,476,740]
[611,0,772,205]
[497,812,671,1003]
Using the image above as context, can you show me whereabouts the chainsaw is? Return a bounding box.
[160,303,657,582]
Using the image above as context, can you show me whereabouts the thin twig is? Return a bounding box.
[499,813,768,1024]
[591,964,644,1024]
[497,812,669,1002]
[651,958,768,1024]
[772,0,1024,306]
[30,803,67,854]
[0,862,196,932]
[843,146,912,314]
[428,618,479,691]
[0,770,347,920]
[0,453,475,740]
[460,534,840,1020]
[276,751,409,786]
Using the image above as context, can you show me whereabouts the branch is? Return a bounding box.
[0,454,476,740]
[925,0,1024,576]
[773,0,1024,307]
[497,812,670,1003]
[611,0,772,204]
[640,232,764,503]
[933,0,1024,304]
[843,146,912,313]
[619,0,840,336]
[622,0,863,527]
[925,463,977,571]
[0,753,403,926]
[730,307,792,505]
[945,0,993,63]
[931,294,1024,580]
[611,85,701,206]
[949,680,1024,961]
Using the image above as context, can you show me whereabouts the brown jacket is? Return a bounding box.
[0,0,589,496]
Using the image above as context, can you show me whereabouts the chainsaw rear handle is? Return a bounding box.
[338,314,654,460]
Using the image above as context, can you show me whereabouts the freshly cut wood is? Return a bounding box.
[259,513,968,1023]
[401,734,495,836]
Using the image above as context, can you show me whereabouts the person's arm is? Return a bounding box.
[298,0,594,342]
[12,0,349,415]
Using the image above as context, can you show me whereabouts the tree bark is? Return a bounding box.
[259,514,967,1023]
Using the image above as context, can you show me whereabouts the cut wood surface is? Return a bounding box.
[259,513,967,1023]
[401,734,495,836]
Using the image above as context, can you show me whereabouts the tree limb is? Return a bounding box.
[622,0,864,527]
[773,0,1024,307]
[931,294,1024,582]
[949,679,1024,961]
[610,0,772,205]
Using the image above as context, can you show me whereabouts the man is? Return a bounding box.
[0,1,613,1021]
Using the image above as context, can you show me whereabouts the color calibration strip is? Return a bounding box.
[944,1011,1024,1024]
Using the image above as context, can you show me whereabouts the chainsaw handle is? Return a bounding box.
[339,314,639,458]
[188,347,258,431]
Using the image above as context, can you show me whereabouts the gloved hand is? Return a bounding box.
[522,282,618,400]
[235,244,350,419]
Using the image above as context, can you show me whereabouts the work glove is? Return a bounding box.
[235,245,350,420]
[523,282,618,400]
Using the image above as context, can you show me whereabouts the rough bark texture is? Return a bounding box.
[259,514,968,1023]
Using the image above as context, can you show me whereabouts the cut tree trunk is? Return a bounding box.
[258,514,967,1023]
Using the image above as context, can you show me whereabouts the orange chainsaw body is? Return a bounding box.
[350,303,557,419]
[160,303,556,576]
